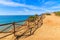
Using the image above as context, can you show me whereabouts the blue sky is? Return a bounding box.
[0,0,60,15]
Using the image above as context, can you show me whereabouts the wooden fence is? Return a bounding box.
[0,15,44,40]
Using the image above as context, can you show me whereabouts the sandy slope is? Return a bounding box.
[19,15,60,40]
[1,15,60,40]
[0,33,15,40]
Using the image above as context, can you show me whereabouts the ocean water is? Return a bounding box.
[0,15,30,32]
[0,15,30,24]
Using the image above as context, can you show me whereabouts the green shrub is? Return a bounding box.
[28,16,35,22]
[28,14,38,22]
[54,11,60,16]
[45,13,51,15]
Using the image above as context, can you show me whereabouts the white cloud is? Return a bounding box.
[0,0,51,12]
[0,0,40,10]
[0,0,24,7]
[17,10,42,15]
[43,1,57,8]
[51,5,60,9]
[44,1,56,5]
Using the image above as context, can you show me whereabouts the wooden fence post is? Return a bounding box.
[12,22,16,36]
[30,28,32,35]
[27,20,32,35]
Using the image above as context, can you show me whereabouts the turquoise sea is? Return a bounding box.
[0,15,30,32]
[0,15,30,24]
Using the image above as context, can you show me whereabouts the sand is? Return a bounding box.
[0,15,60,40]
[19,15,60,40]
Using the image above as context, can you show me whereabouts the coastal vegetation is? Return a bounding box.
[44,13,51,15]
[45,13,51,15]
[28,14,38,22]
[42,11,60,16]
[54,11,60,16]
